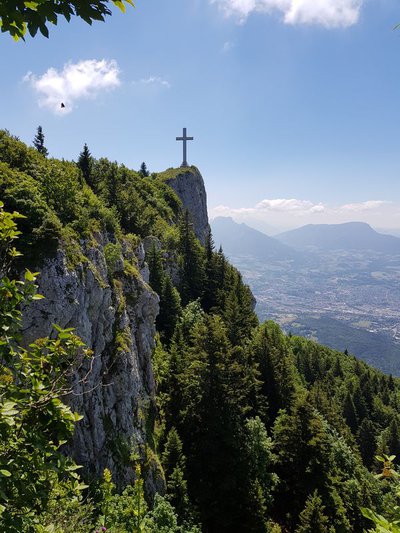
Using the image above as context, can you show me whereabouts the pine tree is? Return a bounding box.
[178,210,205,305]
[245,417,278,512]
[139,162,150,177]
[333,357,343,378]
[162,428,192,524]
[253,322,299,420]
[295,491,329,533]
[223,271,258,345]
[158,276,182,342]
[357,418,377,468]
[343,392,359,433]
[147,242,165,296]
[179,315,261,532]
[33,126,49,156]
[77,143,93,186]
[202,229,218,312]
[272,398,330,528]
[353,386,368,422]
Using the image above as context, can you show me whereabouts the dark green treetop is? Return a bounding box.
[33,125,49,157]
[140,162,150,177]
[77,143,93,186]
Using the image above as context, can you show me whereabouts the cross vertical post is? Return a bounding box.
[176,127,194,167]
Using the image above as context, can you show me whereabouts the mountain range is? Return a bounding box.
[211,216,400,375]
[276,221,400,254]
[212,217,400,258]
[211,216,297,261]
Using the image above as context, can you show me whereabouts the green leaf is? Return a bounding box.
[113,0,126,13]
[32,294,45,300]
[0,469,12,477]
[24,2,39,10]
[24,270,37,281]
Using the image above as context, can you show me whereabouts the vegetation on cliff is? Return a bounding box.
[1,130,400,532]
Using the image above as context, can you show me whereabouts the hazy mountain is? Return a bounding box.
[211,217,298,261]
[276,222,400,253]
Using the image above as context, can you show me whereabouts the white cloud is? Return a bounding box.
[133,76,171,88]
[255,198,325,212]
[211,0,363,28]
[210,198,400,231]
[340,200,390,212]
[24,59,120,115]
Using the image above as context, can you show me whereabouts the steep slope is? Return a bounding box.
[211,216,298,261]
[276,221,400,253]
[158,166,210,244]
[22,237,162,490]
[0,130,186,491]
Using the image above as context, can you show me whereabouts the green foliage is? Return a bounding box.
[158,276,182,343]
[295,491,329,533]
[0,131,120,265]
[104,241,123,277]
[0,0,134,40]
[156,166,198,182]
[2,129,400,533]
[147,242,165,296]
[139,162,150,178]
[144,494,201,533]
[161,428,194,525]
[91,157,181,243]
[0,203,89,532]
[252,321,300,420]
[33,126,49,157]
[77,143,93,186]
[178,210,205,305]
[362,455,400,532]
[245,417,278,512]
[95,465,148,533]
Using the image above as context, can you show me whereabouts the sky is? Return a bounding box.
[1,0,400,232]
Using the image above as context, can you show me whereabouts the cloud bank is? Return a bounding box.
[211,0,363,27]
[210,198,399,232]
[24,59,120,115]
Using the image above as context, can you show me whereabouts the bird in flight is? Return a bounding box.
[61,103,65,109]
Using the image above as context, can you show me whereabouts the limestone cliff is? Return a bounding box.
[22,234,164,493]
[159,166,210,244]
[19,164,211,494]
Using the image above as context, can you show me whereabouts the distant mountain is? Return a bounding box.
[276,222,400,253]
[211,217,298,261]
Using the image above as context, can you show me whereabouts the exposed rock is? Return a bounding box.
[22,235,164,494]
[20,164,211,495]
[163,166,210,244]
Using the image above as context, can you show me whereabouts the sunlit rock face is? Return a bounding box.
[22,234,164,494]
[164,166,210,245]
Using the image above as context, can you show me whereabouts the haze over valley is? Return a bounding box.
[212,216,400,374]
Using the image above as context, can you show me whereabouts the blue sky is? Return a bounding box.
[1,0,400,231]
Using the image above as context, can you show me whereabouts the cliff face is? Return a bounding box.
[22,235,164,493]
[161,166,210,244]
[19,165,210,493]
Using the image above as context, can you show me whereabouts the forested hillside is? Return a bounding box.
[1,129,399,532]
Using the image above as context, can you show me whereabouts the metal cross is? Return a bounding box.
[176,127,194,167]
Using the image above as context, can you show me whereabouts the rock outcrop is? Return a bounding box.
[22,234,164,493]
[161,166,210,244]
[20,165,211,493]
